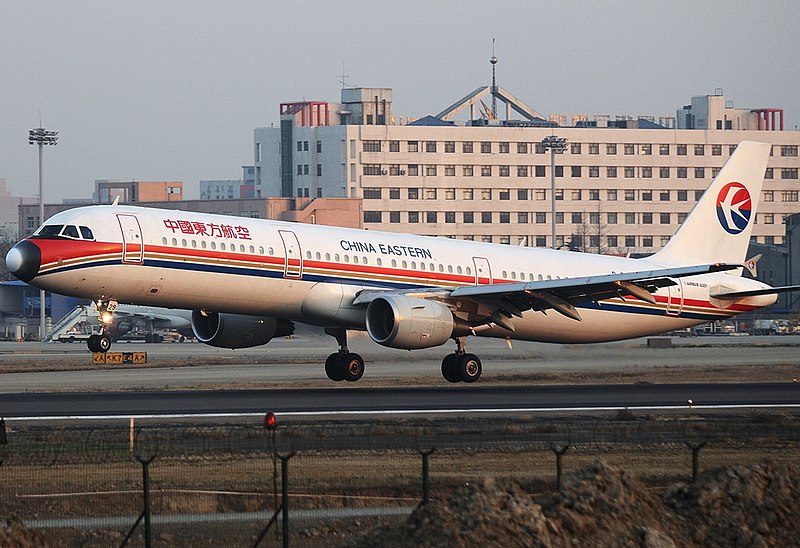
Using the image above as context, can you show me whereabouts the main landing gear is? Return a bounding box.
[441,337,482,383]
[324,328,365,382]
[87,299,116,353]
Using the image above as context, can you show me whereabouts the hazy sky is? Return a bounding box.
[2,1,798,202]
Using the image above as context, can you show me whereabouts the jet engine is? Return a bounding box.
[191,311,294,349]
[365,295,454,349]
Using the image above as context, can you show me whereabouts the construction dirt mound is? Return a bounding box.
[349,459,800,547]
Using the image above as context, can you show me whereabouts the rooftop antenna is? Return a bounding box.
[338,62,350,89]
[490,38,498,119]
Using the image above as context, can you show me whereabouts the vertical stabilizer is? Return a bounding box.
[654,141,771,265]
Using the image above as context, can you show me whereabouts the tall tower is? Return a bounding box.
[490,38,498,118]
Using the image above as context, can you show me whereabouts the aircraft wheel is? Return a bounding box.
[441,354,461,383]
[97,334,112,353]
[342,353,364,382]
[458,353,482,383]
[325,353,345,382]
[87,335,99,352]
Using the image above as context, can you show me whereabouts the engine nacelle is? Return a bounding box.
[191,311,294,349]
[365,295,454,349]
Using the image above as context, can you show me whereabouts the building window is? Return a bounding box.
[499,189,510,200]
[517,212,529,224]
[607,166,617,178]
[363,140,381,152]
[408,211,419,223]
[607,189,617,201]
[481,141,492,153]
[535,165,546,177]
[554,189,564,201]
[463,165,474,177]
[781,145,798,157]
[535,212,546,223]
[660,191,670,201]
[389,164,403,176]
[555,166,564,177]
[445,211,456,223]
[624,190,635,201]
[764,213,775,224]
[781,190,799,202]
[571,166,582,177]
[364,211,382,223]
[499,165,510,177]
[389,188,400,199]
[763,190,774,202]
[445,165,456,176]
[677,190,688,201]
[408,188,419,199]
[482,211,492,223]
[517,189,529,200]
[659,144,670,155]
[642,167,652,178]
[363,164,382,176]
[571,143,582,154]
[444,141,455,153]
[588,143,599,155]
[363,187,382,199]
[317,164,322,176]
[607,212,617,224]
[425,188,437,200]
[463,211,474,223]
[499,212,510,223]
[624,167,635,178]
[589,166,599,177]
[660,213,671,224]
[694,167,705,178]
[303,164,309,175]
[781,168,799,179]
[642,213,653,224]
[765,168,773,179]
[389,211,401,223]
[642,190,652,201]
[426,211,438,223]
[425,141,437,153]
[389,140,399,152]
[517,142,528,154]
[555,212,564,224]
[640,144,652,155]
[425,165,437,176]
[607,235,618,248]
[297,164,302,175]
[571,189,582,200]
[625,236,636,247]
[694,144,705,156]
[589,212,600,224]
[408,140,419,152]
[625,213,636,224]
[642,236,653,247]
[407,164,419,176]
[462,141,473,153]
[297,141,302,152]
[677,167,688,178]
[499,142,510,153]
[463,188,474,200]
[535,189,546,200]
[677,144,687,155]
[624,143,635,155]
[711,144,722,156]
[517,165,529,177]
[571,212,582,224]
[660,167,670,178]
[481,165,492,177]
[729,144,738,155]
[607,143,617,155]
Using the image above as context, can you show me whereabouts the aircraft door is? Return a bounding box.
[117,214,143,264]
[279,230,302,278]
[666,278,684,316]
[473,257,492,285]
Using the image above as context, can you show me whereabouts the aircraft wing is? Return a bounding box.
[355,263,738,327]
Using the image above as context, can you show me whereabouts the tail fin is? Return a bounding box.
[654,140,771,265]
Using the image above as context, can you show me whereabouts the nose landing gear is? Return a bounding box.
[87,299,117,353]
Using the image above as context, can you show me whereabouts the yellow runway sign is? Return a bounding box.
[92,352,147,365]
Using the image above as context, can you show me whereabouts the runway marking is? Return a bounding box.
[5,403,800,422]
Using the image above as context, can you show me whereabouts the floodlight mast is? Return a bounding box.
[28,127,58,340]
[540,135,568,249]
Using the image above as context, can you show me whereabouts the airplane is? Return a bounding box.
[6,141,798,382]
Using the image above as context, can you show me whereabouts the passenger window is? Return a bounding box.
[465,267,471,275]
[250,246,255,253]
[181,239,187,247]
[258,246,264,254]
[162,237,167,245]
[457,266,463,274]
[325,253,330,261]
[376,258,382,266]
[172,238,178,246]
[202,241,208,249]
[210,242,216,250]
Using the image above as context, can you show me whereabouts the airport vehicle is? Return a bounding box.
[6,141,797,382]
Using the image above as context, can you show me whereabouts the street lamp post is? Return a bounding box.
[540,136,568,249]
[28,127,58,340]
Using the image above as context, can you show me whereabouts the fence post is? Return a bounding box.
[0,418,7,445]
[550,444,570,491]
[419,449,436,506]
[686,441,707,483]
[279,452,295,548]
[120,454,156,548]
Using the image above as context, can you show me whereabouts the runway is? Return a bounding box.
[2,382,799,420]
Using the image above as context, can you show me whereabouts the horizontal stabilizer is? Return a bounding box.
[710,285,800,300]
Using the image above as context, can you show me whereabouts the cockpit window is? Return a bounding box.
[79,226,94,240]
[62,225,80,239]
[35,225,64,237]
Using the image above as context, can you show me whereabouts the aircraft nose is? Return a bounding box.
[5,240,41,283]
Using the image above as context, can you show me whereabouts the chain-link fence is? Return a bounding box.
[1,412,798,546]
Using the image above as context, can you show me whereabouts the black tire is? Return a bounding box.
[97,334,112,353]
[87,334,99,353]
[325,353,345,382]
[342,353,365,382]
[441,354,461,383]
[458,353,482,383]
